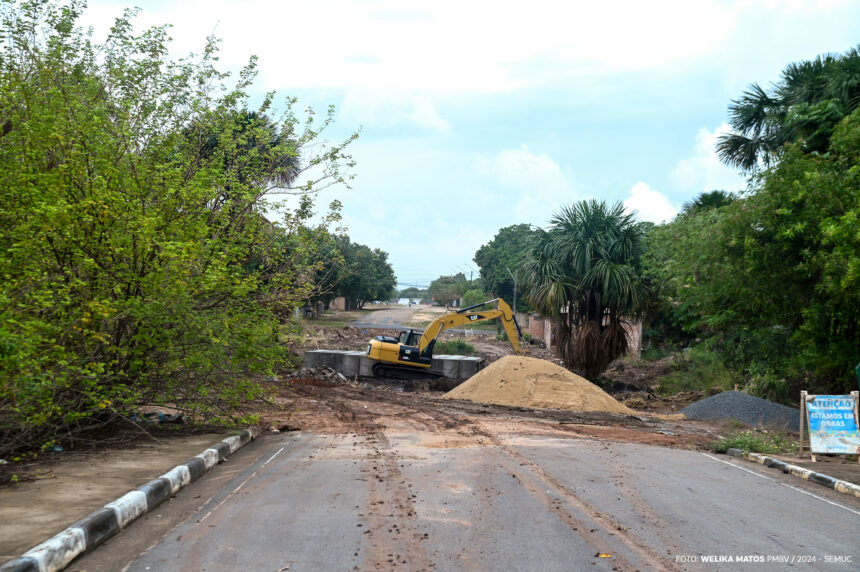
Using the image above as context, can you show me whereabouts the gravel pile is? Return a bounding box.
[680,390,799,431]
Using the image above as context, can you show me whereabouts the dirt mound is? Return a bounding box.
[442,356,634,415]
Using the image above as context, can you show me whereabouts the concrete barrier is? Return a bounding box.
[359,356,374,376]
[304,350,483,380]
[459,356,483,379]
[303,350,328,368]
[341,351,365,377]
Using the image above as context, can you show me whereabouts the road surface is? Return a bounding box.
[73,385,860,572]
[351,306,496,336]
[350,306,420,330]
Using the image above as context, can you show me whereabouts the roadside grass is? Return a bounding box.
[641,346,674,361]
[710,429,798,454]
[656,347,735,396]
[434,339,476,355]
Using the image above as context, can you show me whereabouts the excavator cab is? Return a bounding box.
[366,298,526,378]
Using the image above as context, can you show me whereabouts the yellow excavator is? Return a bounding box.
[366,298,528,378]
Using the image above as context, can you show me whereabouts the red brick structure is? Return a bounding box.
[525,314,641,357]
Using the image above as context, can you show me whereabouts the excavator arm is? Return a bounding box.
[366,298,528,377]
[418,298,526,355]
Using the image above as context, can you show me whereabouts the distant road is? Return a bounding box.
[349,306,419,330]
[350,305,495,335]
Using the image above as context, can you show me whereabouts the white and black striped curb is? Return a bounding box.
[725,448,860,499]
[0,427,262,572]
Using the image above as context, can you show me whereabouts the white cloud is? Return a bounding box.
[624,182,678,224]
[671,124,748,194]
[81,0,742,96]
[476,145,577,224]
[340,89,450,132]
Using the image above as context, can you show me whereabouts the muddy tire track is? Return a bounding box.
[358,431,433,571]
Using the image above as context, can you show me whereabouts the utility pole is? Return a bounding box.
[506,267,517,314]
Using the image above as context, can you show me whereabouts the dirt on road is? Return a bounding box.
[268,376,719,451]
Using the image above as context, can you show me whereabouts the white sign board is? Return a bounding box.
[804,393,860,455]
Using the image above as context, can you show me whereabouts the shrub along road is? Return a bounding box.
[70,382,860,571]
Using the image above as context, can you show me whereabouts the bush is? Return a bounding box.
[657,347,735,396]
[711,430,797,454]
[745,370,792,405]
[434,339,476,355]
[0,1,355,457]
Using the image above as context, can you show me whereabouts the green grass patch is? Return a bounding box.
[641,346,673,361]
[434,339,476,355]
[657,347,735,396]
[710,430,797,454]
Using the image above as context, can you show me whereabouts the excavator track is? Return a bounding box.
[372,362,444,381]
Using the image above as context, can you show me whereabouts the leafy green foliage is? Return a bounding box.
[646,110,860,395]
[679,190,736,216]
[473,224,537,311]
[433,339,475,355]
[711,430,796,454]
[717,46,860,171]
[522,200,650,377]
[657,349,735,396]
[428,273,468,306]
[330,236,396,309]
[0,1,357,456]
[460,288,491,309]
[397,287,427,300]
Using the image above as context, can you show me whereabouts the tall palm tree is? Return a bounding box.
[522,200,651,377]
[680,190,735,216]
[717,46,860,171]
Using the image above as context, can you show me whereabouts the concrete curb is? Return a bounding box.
[725,448,860,499]
[0,427,262,572]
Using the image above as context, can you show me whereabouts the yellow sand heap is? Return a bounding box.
[442,355,634,415]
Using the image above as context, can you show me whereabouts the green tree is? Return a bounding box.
[647,111,860,394]
[397,287,428,300]
[680,190,736,216]
[717,46,860,171]
[333,237,396,309]
[522,200,650,377]
[428,273,468,306]
[0,1,356,456]
[461,288,491,309]
[473,224,537,310]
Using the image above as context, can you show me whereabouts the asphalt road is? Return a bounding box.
[350,306,418,330]
[351,306,496,335]
[74,430,860,572]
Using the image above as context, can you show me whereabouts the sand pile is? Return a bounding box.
[442,356,634,415]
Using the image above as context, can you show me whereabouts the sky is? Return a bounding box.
[82,0,860,289]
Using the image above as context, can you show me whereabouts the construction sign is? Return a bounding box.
[801,392,860,456]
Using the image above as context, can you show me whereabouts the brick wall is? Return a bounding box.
[528,314,546,341]
[524,314,641,356]
[329,296,347,311]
